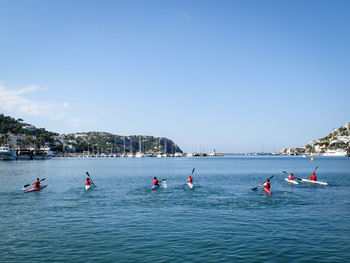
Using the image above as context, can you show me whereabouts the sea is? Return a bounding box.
[0,156,349,262]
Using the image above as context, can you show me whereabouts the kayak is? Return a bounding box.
[25,185,47,193]
[285,178,299,185]
[186,182,194,189]
[151,185,159,190]
[264,187,271,195]
[160,180,167,188]
[85,184,92,191]
[301,179,328,185]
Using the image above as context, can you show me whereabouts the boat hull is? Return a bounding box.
[285,178,299,184]
[25,185,47,193]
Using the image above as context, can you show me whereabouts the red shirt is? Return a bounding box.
[289,175,294,180]
[310,174,317,181]
[153,179,158,186]
[86,179,91,185]
[265,181,270,190]
[188,177,193,183]
[34,181,40,188]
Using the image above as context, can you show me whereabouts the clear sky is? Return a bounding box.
[0,0,349,152]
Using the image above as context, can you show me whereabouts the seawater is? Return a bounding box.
[0,156,349,263]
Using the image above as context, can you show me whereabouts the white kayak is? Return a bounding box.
[186,182,194,189]
[285,178,299,185]
[85,184,92,190]
[161,180,167,188]
[301,179,328,185]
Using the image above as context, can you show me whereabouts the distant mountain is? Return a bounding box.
[0,113,183,154]
[280,122,350,156]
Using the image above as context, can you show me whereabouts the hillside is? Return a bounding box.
[0,113,183,154]
[281,123,350,156]
[0,114,58,146]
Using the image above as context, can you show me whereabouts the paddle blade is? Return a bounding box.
[86,171,90,176]
[23,183,31,188]
[252,187,258,191]
[282,171,288,174]
[40,178,46,182]
[192,168,195,174]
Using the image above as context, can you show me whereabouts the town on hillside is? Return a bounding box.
[279,122,350,157]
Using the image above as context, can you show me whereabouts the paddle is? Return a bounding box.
[282,171,302,181]
[23,178,46,188]
[313,166,318,173]
[252,175,273,191]
[86,172,96,187]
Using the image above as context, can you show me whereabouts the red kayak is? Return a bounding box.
[25,185,47,193]
[264,187,271,195]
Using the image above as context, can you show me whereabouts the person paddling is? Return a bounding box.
[187,175,193,183]
[289,173,294,180]
[259,178,271,192]
[153,177,159,187]
[309,172,317,181]
[85,177,91,187]
[32,178,41,189]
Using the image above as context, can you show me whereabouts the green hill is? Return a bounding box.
[0,113,183,154]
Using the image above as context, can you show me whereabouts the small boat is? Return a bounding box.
[151,184,159,190]
[264,187,271,195]
[160,179,167,188]
[301,179,328,185]
[186,182,194,189]
[25,185,47,193]
[285,178,299,185]
[0,146,17,160]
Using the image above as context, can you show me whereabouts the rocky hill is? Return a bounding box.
[0,113,183,154]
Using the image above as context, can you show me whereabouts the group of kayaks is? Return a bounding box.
[253,166,328,195]
[23,167,328,195]
[151,180,194,190]
[152,168,195,190]
[284,178,328,186]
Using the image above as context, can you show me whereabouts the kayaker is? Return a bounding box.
[153,177,159,187]
[187,175,193,183]
[259,178,271,191]
[309,172,317,181]
[32,178,41,189]
[289,173,294,180]
[86,177,91,186]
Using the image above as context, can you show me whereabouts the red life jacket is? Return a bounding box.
[265,181,270,190]
[34,181,40,188]
[289,175,294,180]
[153,179,158,186]
[86,179,91,185]
[310,174,317,181]
[188,177,193,183]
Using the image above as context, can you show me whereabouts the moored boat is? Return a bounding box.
[0,146,17,160]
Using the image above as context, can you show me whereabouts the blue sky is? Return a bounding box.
[0,0,349,152]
